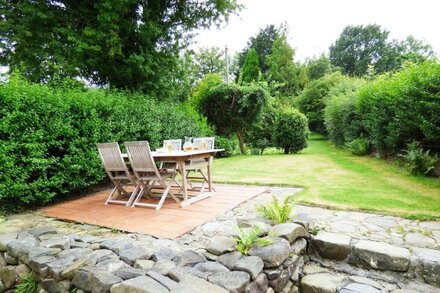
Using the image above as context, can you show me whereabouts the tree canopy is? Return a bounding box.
[240,48,261,84]
[0,0,240,99]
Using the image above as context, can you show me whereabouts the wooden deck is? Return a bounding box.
[39,185,267,239]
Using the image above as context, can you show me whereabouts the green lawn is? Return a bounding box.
[213,134,440,220]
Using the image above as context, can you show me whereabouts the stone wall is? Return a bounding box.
[0,220,309,293]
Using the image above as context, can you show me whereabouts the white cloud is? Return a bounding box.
[192,0,440,61]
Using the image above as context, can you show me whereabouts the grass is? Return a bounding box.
[213,134,440,220]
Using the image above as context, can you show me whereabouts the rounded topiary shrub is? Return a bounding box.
[273,108,309,154]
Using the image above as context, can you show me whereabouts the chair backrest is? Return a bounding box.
[124,141,160,177]
[193,137,215,150]
[97,142,129,174]
[163,139,182,151]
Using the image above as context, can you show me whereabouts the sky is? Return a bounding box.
[192,0,440,61]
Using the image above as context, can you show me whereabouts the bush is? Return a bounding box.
[295,72,345,133]
[273,108,309,154]
[324,78,365,146]
[345,137,369,155]
[215,136,239,158]
[0,75,209,211]
[246,101,276,155]
[358,61,440,157]
[399,142,439,176]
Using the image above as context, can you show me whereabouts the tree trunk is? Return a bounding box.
[236,128,246,154]
[284,147,289,154]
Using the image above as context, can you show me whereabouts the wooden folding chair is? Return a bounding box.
[124,141,180,210]
[97,142,139,206]
[184,137,216,193]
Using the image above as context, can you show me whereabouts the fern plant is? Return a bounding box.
[16,275,38,293]
[256,196,294,224]
[235,225,272,255]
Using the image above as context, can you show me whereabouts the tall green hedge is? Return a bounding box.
[0,76,209,211]
[358,61,440,156]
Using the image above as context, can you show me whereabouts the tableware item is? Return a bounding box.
[167,142,173,152]
[201,140,207,150]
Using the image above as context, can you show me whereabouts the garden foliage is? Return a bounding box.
[357,61,440,157]
[0,76,208,211]
[273,108,309,154]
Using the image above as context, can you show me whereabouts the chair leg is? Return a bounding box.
[125,184,140,207]
[156,183,171,211]
[105,186,118,205]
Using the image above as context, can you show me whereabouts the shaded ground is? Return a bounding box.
[213,135,440,220]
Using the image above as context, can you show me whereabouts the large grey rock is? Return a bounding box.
[114,267,147,280]
[110,276,168,293]
[173,250,206,267]
[134,259,155,271]
[153,248,179,262]
[95,258,130,273]
[29,255,57,276]
[202,220,239,237]
[147,271,178,290]
[232,256,264,280]
[340,282,381,293]
[217,251,243,270]
[207,236,237,255]
[72,235,103,244]
[100,239,135,254]
[194,262,229,274]
[42,278,71,293]
[28,226,57,238]
[153,260,176,275]
[352,240,410,271]
[40,238,71,250]
[47,249,93,281]
[405,233,435,248]
[244,273,268,293]
[27,247,61,265]
[170,275,228,293]
[89,249,119,264]
[168,266,211,281]
[72,266,122,293]
[412,247,440,286]
[290,238,307,255]
[0,266,17,289]
[6,237,38,260]
[119,246,152,265]
[208,271,251,293]
[300,273,345,293]
[0,233,17,252]
[312,231,351,260]
[248,237,290,268]
[0,253,6,267]
[269,223,309,244]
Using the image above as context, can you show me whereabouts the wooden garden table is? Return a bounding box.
[123,149,224,207]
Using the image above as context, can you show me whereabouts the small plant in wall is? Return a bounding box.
[256,195,294,225]
[235,225,272,255]
[15,274,38,293]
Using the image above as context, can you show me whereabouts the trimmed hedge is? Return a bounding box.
[273,108,309,154]
[0,76,209,211]
[358,61,440,156]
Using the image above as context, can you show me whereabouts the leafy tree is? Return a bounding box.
[193,47,226,81]
[273,108,309,154]
[305,55,336,80]
[0,0,240,99]
[329,24,399,76]
[240,48,261,84]
[246,101,276,154]
[189,73,224,110]
[266,34,303,96]
[198,83,268,154]
[295,72,345,133]
[397,36,436,64]
[236,24,280,77]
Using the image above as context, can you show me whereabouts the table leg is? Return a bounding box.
[208,156,213,192]
[178,161,188,202]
